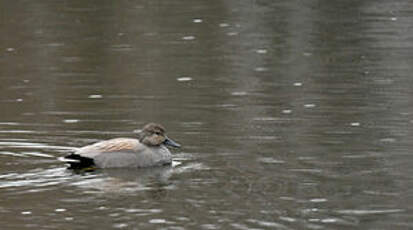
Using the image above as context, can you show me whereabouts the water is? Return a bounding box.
[1,0,413,229]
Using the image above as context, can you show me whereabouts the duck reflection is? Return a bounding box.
[69,164,176,195]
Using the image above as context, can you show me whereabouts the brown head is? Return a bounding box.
[138,123,181,148]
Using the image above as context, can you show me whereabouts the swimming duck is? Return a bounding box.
[64,123,180,169]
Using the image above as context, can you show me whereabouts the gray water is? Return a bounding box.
[1,0,413,229]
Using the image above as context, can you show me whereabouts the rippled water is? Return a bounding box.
[1,0,413,229]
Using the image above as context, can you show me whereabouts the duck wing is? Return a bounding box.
[74,138,143,158]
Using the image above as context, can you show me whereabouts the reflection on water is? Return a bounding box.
[68,162,206,194]
[1,0,413,229]
[0,153,198,193]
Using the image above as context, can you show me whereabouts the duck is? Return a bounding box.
[63,123,180,169]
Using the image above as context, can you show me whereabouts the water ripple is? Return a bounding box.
[0,167,73,190]
[335,209,405,215]
[247,219,289,229]
[0,141,75,151]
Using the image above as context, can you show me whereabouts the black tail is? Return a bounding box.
[63,153,95,170]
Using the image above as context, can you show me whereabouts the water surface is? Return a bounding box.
[1,0,413,229]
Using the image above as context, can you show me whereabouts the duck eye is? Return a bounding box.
[155,132,161,135]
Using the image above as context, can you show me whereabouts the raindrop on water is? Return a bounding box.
[256,49,267,54]
[63,119,79,124]
[254,67,267,72]
[177,77,193,82]
[149,219,167,224]
[310,198,327,203]
[321,218,337,223]
[279,216,296,222]
[231,91,248,96]
[380,138,395,143]
[182,36,195,40]
[88,94,103,99]
[304,104,316,108]
[113,223,129,228]
[258,157,285,164]
[226,32,238,36]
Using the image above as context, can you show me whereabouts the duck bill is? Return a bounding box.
[163,136,181,148]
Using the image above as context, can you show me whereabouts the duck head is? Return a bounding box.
[138,123,181,148]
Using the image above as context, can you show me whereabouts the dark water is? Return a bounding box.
[1,0,413,229]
